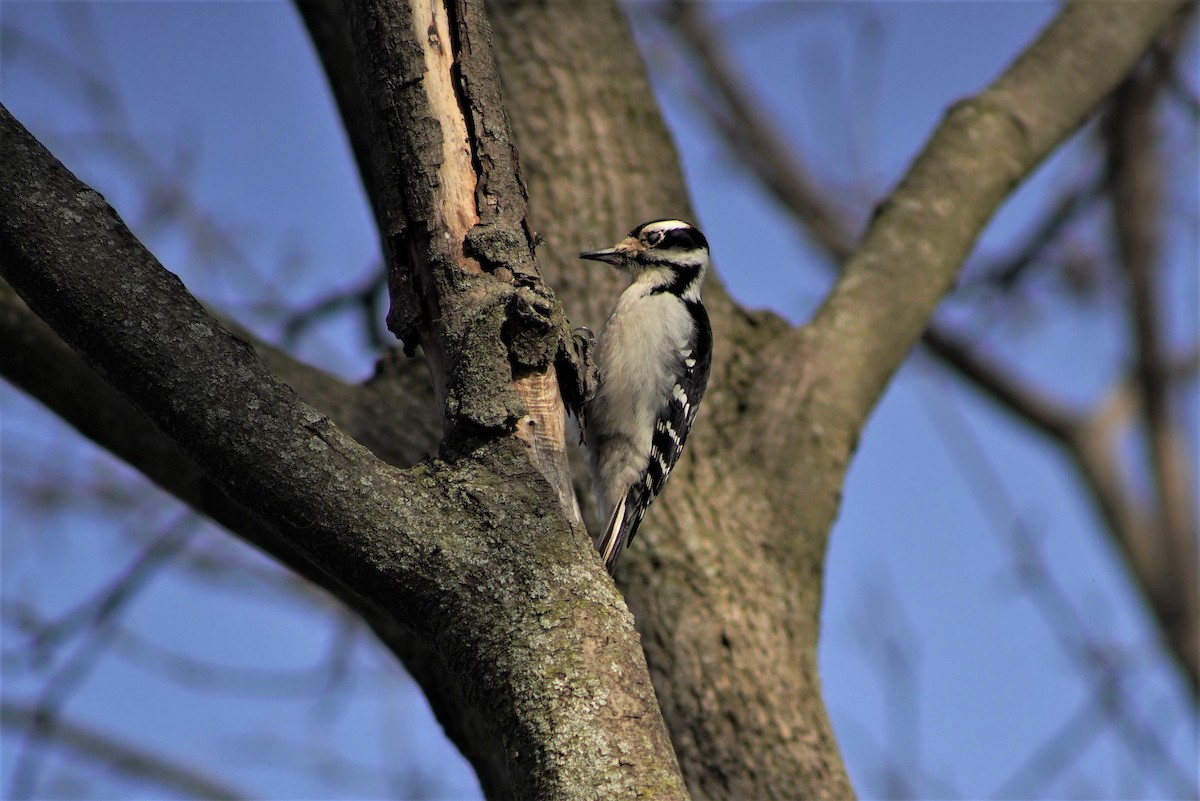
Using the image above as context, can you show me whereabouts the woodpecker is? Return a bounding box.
[580,219,713,574]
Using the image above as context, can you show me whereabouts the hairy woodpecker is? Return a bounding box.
[580,219,713,574]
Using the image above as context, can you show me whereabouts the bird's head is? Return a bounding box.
[580,219,710,300]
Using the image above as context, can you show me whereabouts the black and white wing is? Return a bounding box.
[600,301,712,573]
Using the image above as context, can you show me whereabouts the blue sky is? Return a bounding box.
[2,3,1196,799]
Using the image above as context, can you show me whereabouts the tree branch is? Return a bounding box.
[919,328,1076,440]
[0,103,686,800]
[1106,38,1199,691]
[661,7,1197,655]
[763,0,1186,447]
[1,702,249,801]
[331,0,583,524]
[0,100,456,624]
[2,273,494,793]
[663,1,858,263]
[0,278,439,472]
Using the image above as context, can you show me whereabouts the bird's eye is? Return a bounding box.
[644,230,665,247]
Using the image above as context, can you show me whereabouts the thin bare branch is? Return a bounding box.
[925,378,1199,798]
[6,513,194,667]
[1106,25,1200,692]
[779,0,1186,438]
[1,702,249,800]
[965,165,1108,294]
[7,515,195,800]
[663,1,857,263]
[919,328,1075,440]
[992,691,1110,798]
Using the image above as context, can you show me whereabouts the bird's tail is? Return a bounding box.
[599,484,648,575]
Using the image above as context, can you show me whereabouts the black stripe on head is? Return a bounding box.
[658,226,708,252]
[630,220,709,252]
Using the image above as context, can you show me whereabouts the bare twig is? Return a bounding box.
[919,328,1075,440]
[923,374,1198,797]
[992,690,1110,797]
[850,570,923,799]
[1106,26,1200,692]
[110,627,341,698]
[272,270,388,351]
[1,702,249,800]
[7,515,195,799]
[662,1,857,262]
[964,165,1108,294]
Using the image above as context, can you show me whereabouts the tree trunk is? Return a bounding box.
[0,0,1185,798]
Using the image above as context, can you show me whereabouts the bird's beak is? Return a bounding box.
[578,247,623,265]
[579,236,641,266]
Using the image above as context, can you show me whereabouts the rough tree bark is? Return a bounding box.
[0,0,1185,799]
[484,2,1188,798]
